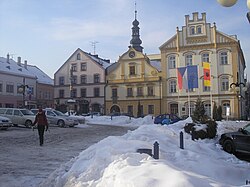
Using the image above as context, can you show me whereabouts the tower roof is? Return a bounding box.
[129,4,143,52]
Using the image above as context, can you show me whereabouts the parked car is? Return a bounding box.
[31,108,78,127]
[219,123,250,154]
[154,114,182,125]
[0,108,35,128]
[0,115,13,130]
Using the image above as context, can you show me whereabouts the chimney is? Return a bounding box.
[24,60,28,69]
[17,56,21,66]
[7,53,10,63]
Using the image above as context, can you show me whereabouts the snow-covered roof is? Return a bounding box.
[0,57,36,78]
[26,65,53,85]
[0,56,53,85]
[84,52,112,69]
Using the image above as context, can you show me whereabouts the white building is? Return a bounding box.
[54,48,111,114]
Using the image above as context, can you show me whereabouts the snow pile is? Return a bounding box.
[41,117,250,187]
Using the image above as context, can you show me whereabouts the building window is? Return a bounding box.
[204,103,211,117]
[170,103,178,114]
[94,74,100,83]
[0,83,2,92]
[81,88,86,97]
[186,54,193,66]
[137,87,143,96]
[6,84,14,93]
[128,105,133,115]
[59,90,64,98]
[72,75,77,84]
[81,63,87,71]
[81,75,87,84]
[72,89,77,98]
[168,56,176,69]
[112,88,117,97]
[169,80,177,93]
[220,52,228,65]
[147,86,154,96]
[197,26,202,34]
[71,64,77,72]
[129,66,136,75]
[94,87,100,97]
[202,53,209,62]
[221,77,229,91]
[148,105,154,114]
[127,88,133,97]
[77,53,81,60]
[222,102,230,116]
[190,26,195,35]
[59,77,64,85]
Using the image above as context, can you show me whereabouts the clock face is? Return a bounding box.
[129,51,135,58]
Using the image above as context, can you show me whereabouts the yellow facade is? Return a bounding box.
[159,12,246,119]
[105,48,162,117]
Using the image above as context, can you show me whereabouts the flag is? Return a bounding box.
[203,62,211,87]
[187,65,198,89]
[177,67,188,90]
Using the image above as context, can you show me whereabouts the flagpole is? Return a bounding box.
[188,89,191,117]
[210,64,213,119]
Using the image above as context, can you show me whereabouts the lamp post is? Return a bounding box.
[230,82,246,119]
[18,78,29,108]
[217,0,250,23]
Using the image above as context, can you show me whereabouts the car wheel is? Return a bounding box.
[25,120,32,128]
[223,139,235,154]
[57,120,65,128]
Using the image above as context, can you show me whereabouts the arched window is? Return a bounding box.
[222,102,230,116]
[204,103,211,117]
[220,52,228,65]
[197,26,202,34]
[186,54,193,66]
[168,55,176,69]
[190,26,195,35]
[169,80,177,93]
[202,53,209,62]
[77,53,81,60]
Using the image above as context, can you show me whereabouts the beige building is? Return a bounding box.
[54,48,110,114]
[160,12,246,119]
[105,12,162,117]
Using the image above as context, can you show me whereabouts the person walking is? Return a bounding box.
[32,108,48,146]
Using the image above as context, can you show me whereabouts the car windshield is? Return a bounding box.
[20,109,34,115]
[243,124,250,134]
[53,110,66,116]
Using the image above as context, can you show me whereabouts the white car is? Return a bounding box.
[0,115,13,130]
[31,108,79,127]
[0,108,35,128]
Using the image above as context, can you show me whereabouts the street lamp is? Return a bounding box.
[230,82,246,119]
[18,84,29,108]
[217,0,250,23]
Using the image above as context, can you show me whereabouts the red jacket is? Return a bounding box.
[33,112,48,126]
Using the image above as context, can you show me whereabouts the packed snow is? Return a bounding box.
[38,115,250,187]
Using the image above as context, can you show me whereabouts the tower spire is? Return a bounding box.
[130,1,143,52]
[135,1,137,20]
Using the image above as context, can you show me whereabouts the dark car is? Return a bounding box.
[154,114,182,125]
[219,123,250,154]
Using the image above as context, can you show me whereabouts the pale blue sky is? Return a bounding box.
[0,0,249,78]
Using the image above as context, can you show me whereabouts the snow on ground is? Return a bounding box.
[40,115,250,187]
